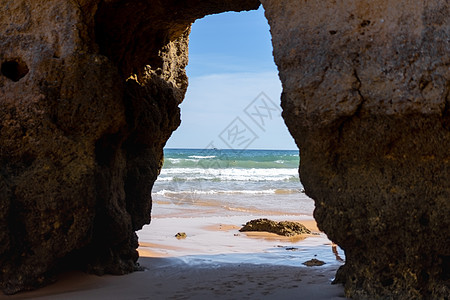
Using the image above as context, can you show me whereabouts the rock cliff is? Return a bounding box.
[0,0,259,294]
[262,0,449,298]
[0,0,448,298]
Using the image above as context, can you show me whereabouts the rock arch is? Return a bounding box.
[0,0,448,298]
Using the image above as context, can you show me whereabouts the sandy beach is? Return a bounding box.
[6,149,348,299]
[7,260,345,300]
[7,210,347,300]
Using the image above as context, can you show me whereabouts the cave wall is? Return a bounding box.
[261,0,449,298]
[0,0,259,294]
[0,0,449,298]
[0,0,127,293]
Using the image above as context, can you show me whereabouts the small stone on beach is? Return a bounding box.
[302,259,326,267]
[286,247,298,251]
[175,232,187,239]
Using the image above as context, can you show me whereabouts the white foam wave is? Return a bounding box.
[153,188,300,196]
[157,168,298,182]
[188,155,216,159]
[166,158,200,164]
[166,158,182,164]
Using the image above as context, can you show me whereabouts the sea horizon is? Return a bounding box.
[153,148,312,217]
[163,147,299,151]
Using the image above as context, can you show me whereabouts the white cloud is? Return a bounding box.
[166,71,297,150]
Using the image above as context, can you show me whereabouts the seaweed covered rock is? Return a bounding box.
[240,219,311,236]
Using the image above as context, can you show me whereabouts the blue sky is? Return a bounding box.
[165,7,297,150]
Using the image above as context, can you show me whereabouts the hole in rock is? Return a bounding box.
[138,7,346,277]
[1,58,29,82]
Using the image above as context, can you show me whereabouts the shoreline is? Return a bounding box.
[7,209,347,299]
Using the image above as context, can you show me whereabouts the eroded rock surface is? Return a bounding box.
[262,0,449,298]
[1,0,448,298]
[0,0,259,294]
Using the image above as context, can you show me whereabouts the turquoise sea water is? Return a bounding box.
[152,148,315,216]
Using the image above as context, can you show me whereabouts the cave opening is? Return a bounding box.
[137,7,345,268]
[2,1,448,297]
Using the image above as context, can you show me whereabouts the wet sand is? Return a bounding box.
[7,206,347,299]
[7,258,345,300]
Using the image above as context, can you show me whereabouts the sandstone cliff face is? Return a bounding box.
[262,0,449,298]
[1,0,449,298]
[0,0,259,294]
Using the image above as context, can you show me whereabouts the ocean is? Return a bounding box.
[143,148,345,266]
[152,148,315,217]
